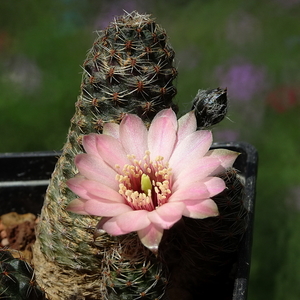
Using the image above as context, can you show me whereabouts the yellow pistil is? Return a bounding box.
[141,174,152,196]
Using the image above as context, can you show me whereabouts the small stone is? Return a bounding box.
[1,237,9,247]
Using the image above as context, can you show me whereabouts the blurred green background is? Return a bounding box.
[1,0,300,299]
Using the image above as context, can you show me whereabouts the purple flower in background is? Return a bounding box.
[214,59,269,135]
[215,60,269,102]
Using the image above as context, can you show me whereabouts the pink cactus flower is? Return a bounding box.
[66,109,238,252]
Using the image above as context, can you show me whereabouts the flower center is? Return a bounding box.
[115,150,172,211]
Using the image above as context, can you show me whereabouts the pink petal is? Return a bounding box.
[75,153,118,189]
[102,210,150,235]
[103,122,120,139]
[84,199,132,217]
[170,177,226,202]
[203,177,226,196]
[82,134,101,157]
[70,178,124,202]
[182,199,219,218]
[153,108,178,128]
[95,135,130,170]
[137,224,164,253]
[66,198,89,215]
[147,202,185,229]
[169,130,212,169]
[119,114,148,160]
[172,156,221,188]
[67,177,94,200]
[148,108,177,161]
[205,149,239,175]
[176,110,197,145]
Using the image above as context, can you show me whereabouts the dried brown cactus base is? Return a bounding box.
[32,239,105,300]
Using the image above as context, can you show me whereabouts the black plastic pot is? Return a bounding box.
[0,142,258,300]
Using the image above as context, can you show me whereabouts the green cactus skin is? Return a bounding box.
[0,249,46,300]
[32,11,177,300]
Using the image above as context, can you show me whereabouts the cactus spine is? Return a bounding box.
[32,11,178,300]
[160,169,248,299]
[0,249,46,300]
[192,87,228,129]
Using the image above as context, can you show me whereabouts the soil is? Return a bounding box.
[0,212,38,263]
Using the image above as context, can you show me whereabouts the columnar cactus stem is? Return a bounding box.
[32,11,178,300]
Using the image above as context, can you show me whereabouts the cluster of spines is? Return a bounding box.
[77,10,178,134]
[159,168,248,299]
[0,249,46,300]
[86,232,165,300]
[104,254,166,300]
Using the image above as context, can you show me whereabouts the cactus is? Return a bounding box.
[192,87,228,129]
[31,10,248,300]
[160,169,247,299]
[32,11,178,300]
[0,249,46,300]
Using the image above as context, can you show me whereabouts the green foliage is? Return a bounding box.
[0,1,93,152]
[249,105,300,300]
